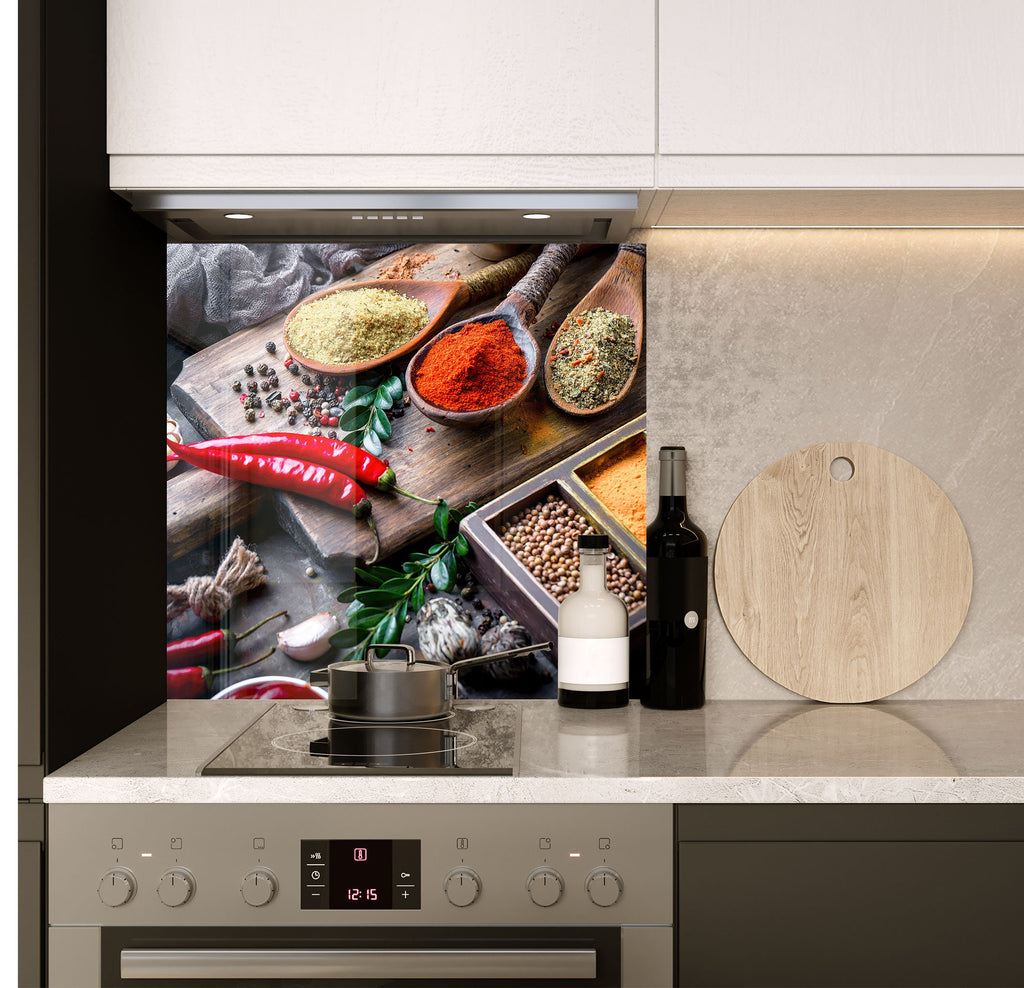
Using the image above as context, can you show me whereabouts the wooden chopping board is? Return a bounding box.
[714,442,972,703]
[170,244,646,566]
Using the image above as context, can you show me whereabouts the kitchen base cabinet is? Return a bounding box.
[675,806,1024,988]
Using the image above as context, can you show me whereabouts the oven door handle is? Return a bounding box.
[120,947,598,980]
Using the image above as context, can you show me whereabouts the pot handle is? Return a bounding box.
[447,642,552,679]
[309,667,329,688]
[365,642,417,672]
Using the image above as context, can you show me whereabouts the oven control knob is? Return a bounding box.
[97,868,136,907]
[241,867,278,907]
[526,867,564,907]
[157,868,196,907]
[585,867,623,907]
[444,867,481,907]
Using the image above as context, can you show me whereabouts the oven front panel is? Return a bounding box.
[49,804,673,928]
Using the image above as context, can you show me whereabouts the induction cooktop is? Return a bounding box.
[201,701,520,776]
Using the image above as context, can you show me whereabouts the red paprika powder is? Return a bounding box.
[413,319,527,411]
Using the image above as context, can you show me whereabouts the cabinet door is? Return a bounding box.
[108,0,655,156]
[677,840,1024,987]
[659,0,1024,155]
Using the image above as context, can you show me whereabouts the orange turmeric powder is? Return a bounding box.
[581,437,647,545]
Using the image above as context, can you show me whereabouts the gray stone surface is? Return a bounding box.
[644,228,1024,699]
[43,699,1024,804]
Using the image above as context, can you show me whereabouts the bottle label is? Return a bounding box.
[557,637,629,691]
[647,556,708,622]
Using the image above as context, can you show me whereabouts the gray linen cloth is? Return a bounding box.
[167,243,411,347]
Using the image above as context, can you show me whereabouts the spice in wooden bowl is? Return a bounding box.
[286,287,429,366]
[549,307,637,409]
[412,318,527,412]
[579,435,647,545]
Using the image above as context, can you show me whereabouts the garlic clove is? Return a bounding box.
[277,612,340,662]
[167,415,183,472]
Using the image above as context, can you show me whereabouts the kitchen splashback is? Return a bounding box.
[644,228,1023,700]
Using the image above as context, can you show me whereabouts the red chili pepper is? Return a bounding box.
[166,648,275,699]
[166,441,381,563]
[167,610,288,669]
[166,434,437,504]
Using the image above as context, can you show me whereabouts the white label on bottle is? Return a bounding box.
[684,610,699,629]
[557,637,629,690]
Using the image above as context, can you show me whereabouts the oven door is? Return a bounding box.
[98,926,623,987]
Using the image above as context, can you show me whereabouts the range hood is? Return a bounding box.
[117,191,639,243]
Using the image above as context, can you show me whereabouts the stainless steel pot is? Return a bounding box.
[310,642,551,722]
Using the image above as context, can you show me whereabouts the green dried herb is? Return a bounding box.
[549,307,637,409]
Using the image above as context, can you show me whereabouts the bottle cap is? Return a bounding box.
[578,534,609,549]
[659,446,687,460]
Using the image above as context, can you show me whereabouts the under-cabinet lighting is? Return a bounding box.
[651,224,1024,229]
[523,213,551,220]
[224,213,253,220]
[569,852,581,858]
[140,852,152,857]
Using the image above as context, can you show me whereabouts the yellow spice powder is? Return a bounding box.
[583,439,648,545]
[286,287,429,365]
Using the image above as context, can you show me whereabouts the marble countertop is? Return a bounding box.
[43,699,1024,804]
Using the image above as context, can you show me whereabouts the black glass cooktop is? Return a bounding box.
[201,701,520,776]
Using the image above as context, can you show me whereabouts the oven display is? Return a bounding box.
[301,839,420,909]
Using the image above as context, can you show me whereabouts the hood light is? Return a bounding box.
[523,213,551,220]
[224,212,254,220]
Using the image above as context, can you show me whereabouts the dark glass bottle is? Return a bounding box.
[642,447,708,709]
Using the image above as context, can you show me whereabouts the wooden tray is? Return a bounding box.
[461,416,647,681]
[169,244,646,566]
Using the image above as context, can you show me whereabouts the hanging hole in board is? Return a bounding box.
[830,456,854,482]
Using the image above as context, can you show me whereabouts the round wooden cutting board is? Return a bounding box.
[714,442,972,703]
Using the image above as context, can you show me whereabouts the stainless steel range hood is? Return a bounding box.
[118,191,639,243]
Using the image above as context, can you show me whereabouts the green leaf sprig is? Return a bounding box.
[329,499,477,661]
[339,371,405,457]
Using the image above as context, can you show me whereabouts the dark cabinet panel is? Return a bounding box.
[677,839,1023,987]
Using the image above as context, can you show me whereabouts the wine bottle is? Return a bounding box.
[557,534,629,708]
[643,447,708,709]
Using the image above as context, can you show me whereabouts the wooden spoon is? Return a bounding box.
[282,247,541,376]
[543,243,646,417]
[406,243,582,428]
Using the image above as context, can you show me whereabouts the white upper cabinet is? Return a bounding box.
[107,0,656,157]
[659,0,1024,156]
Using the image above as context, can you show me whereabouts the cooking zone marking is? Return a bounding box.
[271,726,478,758]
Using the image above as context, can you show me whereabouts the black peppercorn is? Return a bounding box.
[231,380,242,392]
[301,374,311,385]
[268,375,279,388]
[265,341,276,353]
[243,364,254,376]
[260,380,271,391]
[288,363,300,375]
[257,362,269,376]
[287,414,297,425]
[328,430,338,439]
[246,381,258,393]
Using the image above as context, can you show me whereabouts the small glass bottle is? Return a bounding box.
[557,534,629,708]
[642,446,708,709]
